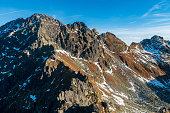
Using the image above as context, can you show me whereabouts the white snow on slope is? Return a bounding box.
[96,75,127,106]
[112,94,125,106]
[94,62,103,73]
[148,79,166,88]
[30,95,36,102]
[129,82,136,92]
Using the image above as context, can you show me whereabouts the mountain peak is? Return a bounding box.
[31,13,50,18]
[140,35,170,54]
[73,22,86,27]
[28,13,45,20]
[26,13,59,24]
[0,14,170,113]
[151,35,163,41]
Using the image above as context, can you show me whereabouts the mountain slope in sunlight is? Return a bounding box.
[0,13,169,113]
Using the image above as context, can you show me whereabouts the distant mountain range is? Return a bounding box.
[0,13,169,113]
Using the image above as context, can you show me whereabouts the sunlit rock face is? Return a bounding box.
[0,13,169,113]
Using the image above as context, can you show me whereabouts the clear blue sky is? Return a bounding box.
[0,0,170,45]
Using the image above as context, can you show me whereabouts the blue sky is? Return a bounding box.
[0,0,170,45]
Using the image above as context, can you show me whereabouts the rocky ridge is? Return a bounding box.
[0,13,169,113]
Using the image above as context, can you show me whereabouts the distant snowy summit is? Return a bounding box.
[141,35,170,54]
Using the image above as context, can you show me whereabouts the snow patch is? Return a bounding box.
[51,78,55,84]
[24,106,30,109]
[30,95,36,102]
[13,47,20,51]
[1,71,8,74]
[94,62,103,73]
[133,74,149,83]
[129,82,136,92]
[112,94,125,106]
[97,75,127,107]
[56,49,85,61]
[51,59,55,61]
[148,79,165,88]
[105,68,113,75]
[8,73,13,77]
[46,89,50,92]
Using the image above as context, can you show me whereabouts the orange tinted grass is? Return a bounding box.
[56,52,80,72]
[84,61,101,75]
[103,72,122,84]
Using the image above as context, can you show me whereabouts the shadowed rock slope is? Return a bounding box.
[0,13,169,113]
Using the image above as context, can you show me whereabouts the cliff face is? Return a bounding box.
[0,13,169,113]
